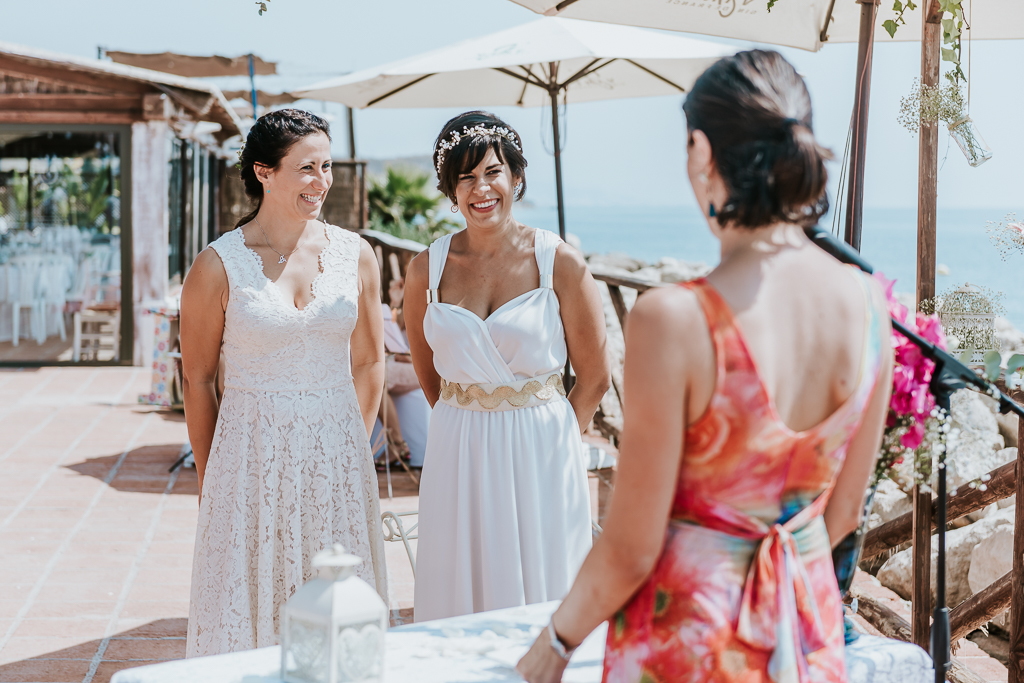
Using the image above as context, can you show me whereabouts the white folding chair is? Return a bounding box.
[380,510,419,578]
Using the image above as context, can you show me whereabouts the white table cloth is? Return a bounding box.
[110,602,933,683]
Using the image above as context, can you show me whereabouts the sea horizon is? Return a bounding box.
[497,204,1024,332]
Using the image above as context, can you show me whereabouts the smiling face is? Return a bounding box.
[255,132,333,221]
[454,145,519,231]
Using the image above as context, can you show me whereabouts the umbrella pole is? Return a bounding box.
[843,0,878,251]
[549,85,567,242]
[547,69,575,392]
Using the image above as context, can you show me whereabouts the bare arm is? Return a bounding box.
[404,251,441,407]
[517,288,706,682]
[824,284,894,546]
[351,240,385,438]
[180,248,228,500]
[554,244,611,433]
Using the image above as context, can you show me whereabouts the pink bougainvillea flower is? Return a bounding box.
[901,420,925,450]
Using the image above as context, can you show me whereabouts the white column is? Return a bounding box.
[131,120,170,367]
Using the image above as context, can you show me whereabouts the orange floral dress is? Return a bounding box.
[603,276,884,683]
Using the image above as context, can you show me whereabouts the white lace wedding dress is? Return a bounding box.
[186,224,388,658]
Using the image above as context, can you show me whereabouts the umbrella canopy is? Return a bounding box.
[295,17,734,241]
[507,0,1024,52]
[294,17,733,108]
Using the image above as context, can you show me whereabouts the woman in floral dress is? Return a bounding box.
[517,50,894,683]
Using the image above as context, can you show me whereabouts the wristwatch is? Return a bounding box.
[547,618,576,662]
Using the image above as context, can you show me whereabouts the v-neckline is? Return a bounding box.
[238,224,331,314]
[431,229,549,325]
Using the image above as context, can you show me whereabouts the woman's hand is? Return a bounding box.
[515,632,569,683]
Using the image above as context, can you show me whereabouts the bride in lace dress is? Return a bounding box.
[180,110,388,657]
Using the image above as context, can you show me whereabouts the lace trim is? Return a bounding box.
[439,373,566,410]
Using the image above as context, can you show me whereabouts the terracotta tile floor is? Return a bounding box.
[0,367,428,683]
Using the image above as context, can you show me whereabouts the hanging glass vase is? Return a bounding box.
[948,116,992,167]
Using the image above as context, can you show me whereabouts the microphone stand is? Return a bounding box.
[804,225,1024,682]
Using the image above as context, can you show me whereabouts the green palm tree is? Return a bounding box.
[367,166,458,245]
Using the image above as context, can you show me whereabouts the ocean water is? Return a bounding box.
[508,204,1024,331]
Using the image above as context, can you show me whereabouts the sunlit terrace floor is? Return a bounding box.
[0,366,612,683]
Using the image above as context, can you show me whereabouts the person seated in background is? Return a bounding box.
[372,277,431,469]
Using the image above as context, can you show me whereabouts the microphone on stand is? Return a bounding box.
[803,224,1024,683]
[803,225,874,275]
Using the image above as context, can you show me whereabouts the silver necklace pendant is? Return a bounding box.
[278,255,287,264]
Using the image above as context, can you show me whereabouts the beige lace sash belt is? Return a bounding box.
[438,373,566,412]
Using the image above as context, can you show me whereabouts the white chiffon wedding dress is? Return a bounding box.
[186,224,388,657]
[413,228,592,622]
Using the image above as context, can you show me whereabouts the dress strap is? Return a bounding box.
[209,228,261,292]
[426,232,455,304]
[533,229,561,289]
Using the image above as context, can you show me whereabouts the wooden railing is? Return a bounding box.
[356,228,1024,677]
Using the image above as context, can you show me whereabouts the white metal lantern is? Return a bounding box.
[280,544,387,683]
[938,283,999,366]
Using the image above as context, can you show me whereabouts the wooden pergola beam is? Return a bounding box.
[0,93,142,111]
[0,55,148,94]
[0,111,136,125]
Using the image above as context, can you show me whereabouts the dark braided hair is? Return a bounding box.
[234,108,332,228]
[682,50,833,229]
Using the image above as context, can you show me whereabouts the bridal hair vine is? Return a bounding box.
[435,124,521,175]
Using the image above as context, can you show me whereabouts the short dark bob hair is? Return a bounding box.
[682,50,833,229]
[432,111,527,204]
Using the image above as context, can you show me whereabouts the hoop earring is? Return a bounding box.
[709,203,717,218]
[451,204,459,213]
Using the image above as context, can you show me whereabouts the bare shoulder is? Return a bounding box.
[553,241,588,277]
[184,247,227,290]
[181,246,228,310]
[406,249,430,285]
[357,237,377,266]
[630,284,705,336]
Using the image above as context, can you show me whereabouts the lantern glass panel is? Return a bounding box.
[283,616,330,683]
[335,620,384,682]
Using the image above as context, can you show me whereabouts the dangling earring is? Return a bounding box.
[709,203,717,218]
[451,204,459,213]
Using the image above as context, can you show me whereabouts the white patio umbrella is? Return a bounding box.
[506,0,1023,51]
[295,17,734,240]
[507,1,1024,250]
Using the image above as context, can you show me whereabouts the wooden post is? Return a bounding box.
[916,0,942,308]
[843,0,878,251]
[1010,388,1024,683]
[911,484,933,649]
[911,0,943,652]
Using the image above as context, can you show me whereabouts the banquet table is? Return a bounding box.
[110,601,933,683]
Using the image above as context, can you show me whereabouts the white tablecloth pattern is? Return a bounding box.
[110,602,933,683]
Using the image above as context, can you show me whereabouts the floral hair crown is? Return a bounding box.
[434,124,521,175]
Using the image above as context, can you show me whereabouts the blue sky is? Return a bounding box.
[4,0,1023,212]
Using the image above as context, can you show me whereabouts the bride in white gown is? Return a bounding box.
[404,111,611,622]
